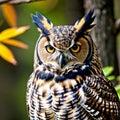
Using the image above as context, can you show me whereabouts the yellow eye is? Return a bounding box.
[70,44,81,53]
[46,45,55,53]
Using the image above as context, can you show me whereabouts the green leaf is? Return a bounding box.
[115,85,120,92]
[117,76,120,81]
[107,75,115,81]
[118,93,120,100]
[116,92,120,100]
[115,85,120,100]
[102,66,114,77]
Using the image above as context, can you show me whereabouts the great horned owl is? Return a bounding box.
[26,10,120,120]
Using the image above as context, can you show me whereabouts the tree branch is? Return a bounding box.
[0,0,43,4]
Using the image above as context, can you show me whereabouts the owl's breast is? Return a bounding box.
[31,64,93,119]
[35,69,86,119]
[50,78,86,119]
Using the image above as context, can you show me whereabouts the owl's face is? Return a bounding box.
[37,26,93,68]
[32,10,95,69]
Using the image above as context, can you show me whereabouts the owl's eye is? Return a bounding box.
[45,45,55,53]
[70,44,81,53]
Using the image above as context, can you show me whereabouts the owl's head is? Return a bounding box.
[32,10,98,70]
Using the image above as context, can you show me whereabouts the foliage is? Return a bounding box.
[102,66,120,99]
[0,3,29,65]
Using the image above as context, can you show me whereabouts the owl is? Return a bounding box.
[26,10,120,120]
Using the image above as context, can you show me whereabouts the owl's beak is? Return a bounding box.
[58,54,68,68]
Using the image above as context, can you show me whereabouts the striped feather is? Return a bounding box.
[74,9,95,36]
[31,12,53,35]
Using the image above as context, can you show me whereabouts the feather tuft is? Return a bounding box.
[31,12,53,35]
[74,9,95,36]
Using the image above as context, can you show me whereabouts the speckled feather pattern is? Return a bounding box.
[49,26,75,50]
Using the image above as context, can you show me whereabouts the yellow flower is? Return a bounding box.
[0,26,29,65]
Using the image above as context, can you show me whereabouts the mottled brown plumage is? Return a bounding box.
[26,10,120,120]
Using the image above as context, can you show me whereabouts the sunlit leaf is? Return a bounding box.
[102,66,114,77]
[0,26,30,41]
[115,85,120,100]
[1,3,17,27]
[115,85,120,92]
[0,43,17,65]
[2,39,28,49]
[107,75,115,81]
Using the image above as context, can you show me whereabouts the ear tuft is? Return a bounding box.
[74,9,95,36]
[31,12,53,35]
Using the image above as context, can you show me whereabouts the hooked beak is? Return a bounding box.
[57,54,69,68]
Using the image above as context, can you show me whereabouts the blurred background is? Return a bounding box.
[0,0,119,120]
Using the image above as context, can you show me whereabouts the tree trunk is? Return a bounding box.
[84,0,119,75]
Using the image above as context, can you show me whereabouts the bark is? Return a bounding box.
[84,0,119,75]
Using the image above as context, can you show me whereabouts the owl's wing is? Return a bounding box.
[26,72,35,118]
[26,70,55,120]
[82,75,120,119]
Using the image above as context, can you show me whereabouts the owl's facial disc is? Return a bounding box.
[38,25,91,69]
